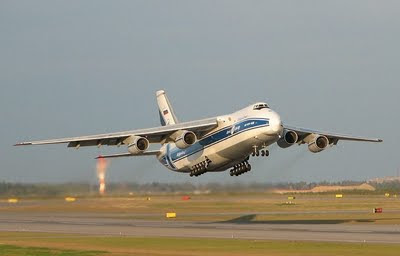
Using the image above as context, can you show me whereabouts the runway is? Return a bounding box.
[0,212,399,244]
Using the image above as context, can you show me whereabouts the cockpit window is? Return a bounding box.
[253,103,269,110]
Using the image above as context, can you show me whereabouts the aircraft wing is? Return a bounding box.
[284,125,383,144]
[15,117,218,148]
[95,150,161,159]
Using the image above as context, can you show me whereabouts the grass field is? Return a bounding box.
[0,244,104,256]
[2,193,400,212]
[1,232,400,256]
[1,193,399,223]
[1,193,399,255]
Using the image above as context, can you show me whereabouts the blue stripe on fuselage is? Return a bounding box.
[167,144,177,169]
[169,118,269,163]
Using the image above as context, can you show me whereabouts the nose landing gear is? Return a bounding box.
[251,146,269,157]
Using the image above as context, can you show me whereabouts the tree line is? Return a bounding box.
[0,180,399,197]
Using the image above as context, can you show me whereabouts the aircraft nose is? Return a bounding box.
[269,112,283,135]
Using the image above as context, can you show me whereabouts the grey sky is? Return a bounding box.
[1,1,399,184]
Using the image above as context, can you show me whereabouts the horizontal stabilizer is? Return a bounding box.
[96,150,160,159]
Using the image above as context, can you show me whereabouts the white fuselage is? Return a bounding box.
[157,103,283,173]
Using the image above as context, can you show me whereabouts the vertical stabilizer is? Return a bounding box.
[156,90,179,126]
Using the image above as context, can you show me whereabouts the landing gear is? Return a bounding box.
[251,147,269,157]
[190,157,212,177]
[230,161,252,176]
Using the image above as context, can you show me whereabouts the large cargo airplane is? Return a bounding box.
[15,90,382,177]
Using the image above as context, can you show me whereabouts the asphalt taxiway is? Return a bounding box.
[0,212,399,244]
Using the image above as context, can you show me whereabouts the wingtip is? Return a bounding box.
[14,142,32,146]
[95,155,104,159]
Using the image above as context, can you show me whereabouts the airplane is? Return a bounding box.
[15,90,382,177]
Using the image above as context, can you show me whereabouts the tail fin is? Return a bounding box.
[156,90,179,126]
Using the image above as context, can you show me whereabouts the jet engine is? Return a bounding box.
[308,135,329,153]
[277,130,298,148]
[175,130,197,149]
[127,136,149,154]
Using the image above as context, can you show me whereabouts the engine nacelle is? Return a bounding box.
[277,130,299,148]
[175,130,197,149]
[308,135,329,153]
[127,136,149,154]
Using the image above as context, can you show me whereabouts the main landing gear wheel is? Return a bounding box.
[229,161,252,176]
[190,157,212,177]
